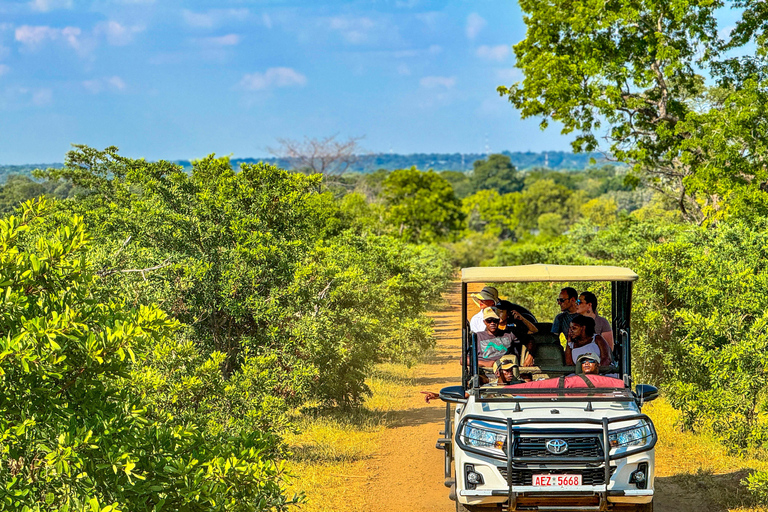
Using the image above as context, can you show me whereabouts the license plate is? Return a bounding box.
[531,474,582,487]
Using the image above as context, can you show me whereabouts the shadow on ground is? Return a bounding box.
[654,469,756,512]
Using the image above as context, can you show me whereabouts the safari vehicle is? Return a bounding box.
[435,265,658,512]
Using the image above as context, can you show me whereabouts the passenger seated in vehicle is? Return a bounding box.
[496,300,538,335]
[420,355,523,403]
[551,287,578,340]
[576,291,614,349]
[492,355,524,385]
[575,351,600,375]
[564,315,612,367]
[469,286,499,333]
[476,308,534,368]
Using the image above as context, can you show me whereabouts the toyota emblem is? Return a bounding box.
[545,439,568,455]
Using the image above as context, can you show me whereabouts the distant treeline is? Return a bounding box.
[226,150,606,173]
[0,151,606,182]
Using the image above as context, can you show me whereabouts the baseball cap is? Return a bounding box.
[471,286,499,303]
[577,352,600,364]
[493,354,519,373]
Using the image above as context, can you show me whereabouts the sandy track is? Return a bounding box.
[363,281,464,512]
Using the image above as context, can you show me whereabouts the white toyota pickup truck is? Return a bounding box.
[435,265,658,512]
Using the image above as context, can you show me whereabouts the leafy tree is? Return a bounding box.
[0,199,297,511]
[462,189,520,240]
[580,198,619,227]
[537,212,567,238]
[472,154,523,194]
[39,146,453,405]
[517,179,574,231]
[439,170,473,199]
[0,175,75,214]
[381,167,465,243]
[499,0,768,222]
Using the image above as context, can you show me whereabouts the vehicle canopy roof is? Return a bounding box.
[461,264,638,284]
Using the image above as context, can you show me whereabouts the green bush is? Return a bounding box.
[0,199,297,511]
[39,146,453,408]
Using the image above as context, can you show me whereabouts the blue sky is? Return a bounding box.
[0,0,576,164]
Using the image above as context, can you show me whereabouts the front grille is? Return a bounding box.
[498,466,616,486]
[513,436,603,458]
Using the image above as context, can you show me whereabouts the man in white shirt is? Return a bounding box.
[469,286,499,333]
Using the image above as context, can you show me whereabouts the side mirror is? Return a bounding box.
[439,385,467,403]
[635,384,659,403]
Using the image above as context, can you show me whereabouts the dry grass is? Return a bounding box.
[284,361,420,511]
[647,398,768,511]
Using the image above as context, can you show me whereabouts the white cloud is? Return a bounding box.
[428,44,442,55]
[15,25,83,50]
[82,75,126,94]
[0,64,9,76]
[32,88,52,106]
[201,34,240,47]
[496,68,522,82]
[420,76,455,89]
[238,67,306,91]
[398,63,410,76]
[95,21,143,46]
[262,13,273,29]
[29,0,72,12]
[182,9,250,29]
[477,44,510,61]
[328,15,376,44]
[466,13,486,40]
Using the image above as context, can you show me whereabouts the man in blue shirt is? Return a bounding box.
[551,287,578,340]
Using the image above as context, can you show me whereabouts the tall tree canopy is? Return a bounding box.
[472,154,523,194]
[499,0,768,222]
[381,168,465,243]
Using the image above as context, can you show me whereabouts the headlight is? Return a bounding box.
[462,420,507,453]
[609,422,652,449]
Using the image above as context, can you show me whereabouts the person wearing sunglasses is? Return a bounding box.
[551,287,578,340]
[475,308,532,368]
[576,291,614,350]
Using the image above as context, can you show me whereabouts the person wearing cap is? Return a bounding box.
[476,308,533,368]
[421,354,522,402]
[493,354,524,385]
[469,286,500,333]
[575,351,600,375]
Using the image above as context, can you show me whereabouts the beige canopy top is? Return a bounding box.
[461,264,638,283]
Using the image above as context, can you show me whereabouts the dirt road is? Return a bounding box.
[355,281,756,512]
